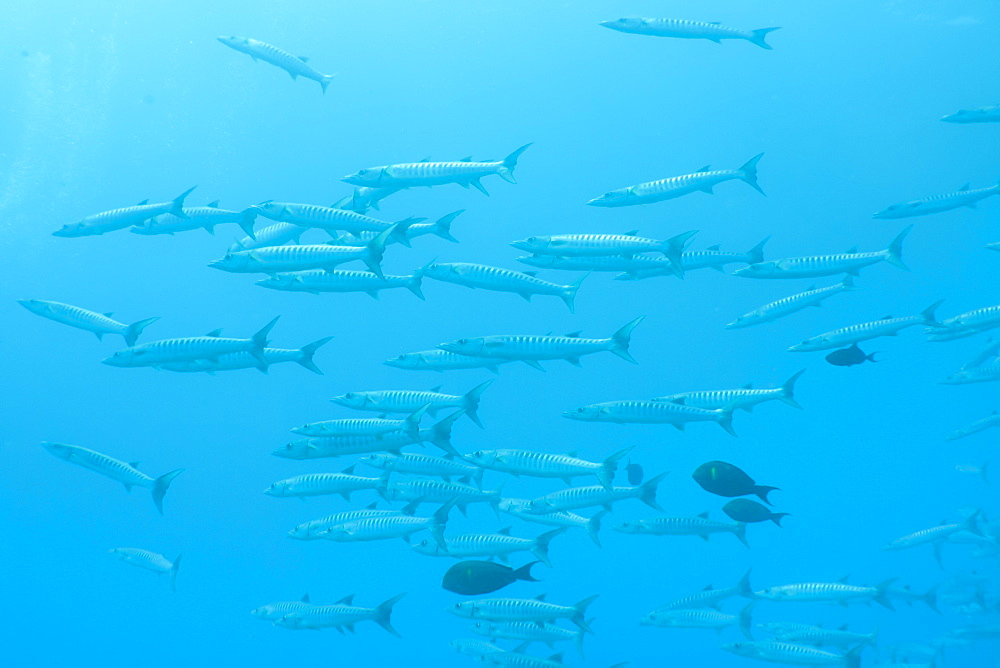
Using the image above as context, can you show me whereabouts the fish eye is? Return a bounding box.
[453,603,462,609]
[457,338,467,345]
[224,253,232,260]
[359,169,368,175]
[526,237,537,243]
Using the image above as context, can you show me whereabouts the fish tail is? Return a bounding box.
[572,595,599,634]
[598,447,631,489]
[431,210,463,242]
[374,593,405,637]
[921,584,941,613]
[404,404,431,441]
[574,624,588,658]
[716,404,738,437]
[169,554,183,592]
[496,143,533,183]
[319,73,337,94]
[884,225,912,270]
[608,316,645,364]
[770,512,790,527]
[963,508,984,536]
[746,235,770,264]
[921,299,946,326]
[406,270,426,300]
[462,380,494,429]
[251,316,280,369]
[296,336,333,374]
[561,272,588,313]
[638,472,667,511]
[753,485,780,506]
[748,27,780,50]
[586,510,607,547]
[512,560,541,583]
[532,528,566,567]
[430,500,456,548]
[237,208,258,239]
[123,316,160,347]
[364,225,396,279]
[734,522,750,548]
[738,153,766,195]
[736,569,755,598]
[844,644,863,668]
[779,369,806,409]
[151,468,185,515]
[840,275,859,291]
[170,186,198,218]
[738,602,755,639]
[874,578,898,610]
[662,230,698,277]
[429,410,464,455]
[390,216,425,247]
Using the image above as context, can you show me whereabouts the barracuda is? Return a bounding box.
[18,299,159,346]
[653,370,804,412]
[230,221,307,251]
[102,317,279,371]
[614,512,749,547]
[654,570,754,611]
[275,594,406,635]
[217,36,336,93]
[755,578,896,609]
[110,548,182,591]
[468,448,629,489]
[349,186,405,213]
[412,528,565,566]
[264,467,389,501]
[332,210,464,247]
[941,105,1000,123]
[287,504,404,540]
[42,442,183,515]
[946,411,1000,441]
[438,317,644,370]
[926,303,1000,341]
[511,231,695,278]
[789,302,944,352]
[423,262,587,312]
[942,360,1000,385]
[131,200,257,238]
[251,594,313,619]
[726,278,858,329]
[616,237,770,280]
[586,155,765,207]
[564,399,737,436]
[883,511,982,567]
[471,621,586,657]
[874,180,999,219]
[53,186,196,237]
[499,500,607,547]
[734,226,912,279]
[641,603,754,639]
[360,452,482,484]
[385,477,503,515]
[157,337,331,375]
[525,473,666,514]
[343,144,532,195]
[384,349,513,374]
[448,595,598,633]
[723,641,862,667]
[257,268,425,300]
[774,624,877,649]
[319,501,454,547]
[292,405,429,439]
[333,380,492,428]
[600,18,780,50]
[251,200,420,245]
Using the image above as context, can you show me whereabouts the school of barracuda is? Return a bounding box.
[22,9,1000,668]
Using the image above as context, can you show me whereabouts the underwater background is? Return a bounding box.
[1,0,998,665]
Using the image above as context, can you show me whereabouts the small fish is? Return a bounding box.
[774,624,877,649]
[332,380,492,428]
[726,278,858,329]
[110,548,182,591]
[946,410,1000,441]
[600,18,780,50]
[498,500,607,547]
[442,560,540,595]
[319,502,454,547]
[343,145,532,195]
[614,512,749,548]
[825,343,881,367]
[941,105,1000,123]
[53,187,197,237]
[251,594,312,620]
[692,461,778,504]
[586,155,765,207]
[955,461,991,486]
[525,474,666,514]
[882,511,982,568]
[874,180,999,219]
[723,641,862,667]
[42,442,183,514]
[18,299,159,346]
[467,448,630,489]
[653,370,804,412]
[450,639,506,658]
[654,570,754,611]
[385,477,502,515]
[292,405,429,440]
[626,459,644,485]
[723,499,788,526]
[217,36,336,93]
[275,594,405,635]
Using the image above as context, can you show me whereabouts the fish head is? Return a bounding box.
[410,537,444,556]
[497,498,527,513]
[216,35,250,49]
[754,587,784,601]
[360,453,392,470]
[721,642,756,658]
[250,605,275,619]
[342,166,386,186]
[101,348,139,367]
[447,601,476,618]
[940,372,970,385]
[263,481,287,497]
[17,299,48,315]
[420,262,456,280]
[613,520,641,534]
[438,337,486,356]
[469,621,496,637]
[788,337,823,352]
[509,235,554,253]
[562,405,603,421]
[724,315,755,329]
[873,204,903,220]
[248,200,285,221]
[255,274,298,290]
[331,391,368,409]
[515,254,551,268]
[286,526,312,540]
[41,442,74,459]
[469,450,497,467]
[640,611,668,626]
[271,440,312,460]
[272,613,302,629]
[208,251,251,272]
[599,17,645,33]
[383,353,421,369]
[732,261,776,278]
[586,188,631,207]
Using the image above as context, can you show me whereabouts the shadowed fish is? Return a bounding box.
[442,560,541,595]
[723,499,789,526]
[825,343,881,366]
[692,461,778,504]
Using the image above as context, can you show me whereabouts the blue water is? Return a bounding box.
[2,1,999,665]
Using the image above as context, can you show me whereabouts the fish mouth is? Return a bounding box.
[509,241,530,251]
[584,197,607,206]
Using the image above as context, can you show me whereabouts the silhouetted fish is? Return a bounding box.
[692,461,778,505]
[626,458,644,485]
[442,560,540,595]
[825,343,881,366]
[723,499,789,526]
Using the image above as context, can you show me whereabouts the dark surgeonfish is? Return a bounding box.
[723,499,789,526]
[825,343,882,367]
[626,458,644,485]
[692,461,778,505]
[442,560,540,595]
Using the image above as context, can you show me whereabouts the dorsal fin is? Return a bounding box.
[137,199,149,206]
[548,653,564,664]
[335,594,355,605]
[838,575,850,583]
[566,449,580,457]
[129,461,141,468]
[741,382,754,389]
[104,312,115,317]
[430,385,443,392]
[564,331,583,338]
[301,593,310,603]
[521,271,538,277]
[696,165,711,172]
[845,246,858,254]
[880,314,893,320]
[623,229,639,236]
[959,183,971,191]
[459,156,473,162]
[365,501,378,509]
[535,594,547,601]
[298,55,310,62]
[206,328,223,337]
[807,284,816,291]
[497,527,512,536]
[458,475,471,485]
[698,511,710,518]
[207,200,220,208]
[702,584,714,591]
[418,156,431,162]
[838,623,848,631]
[341,465,356,475]
[707,244,721,251]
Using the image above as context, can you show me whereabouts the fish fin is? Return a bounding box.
[748,27,780,50]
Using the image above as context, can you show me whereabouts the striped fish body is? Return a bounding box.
[251,600,313,620]
[756,582,877,604]
[424,262,572,297]
[659,586,741,611]
[254,201,401,235]
[616,515,744,539]
[350,186,404,213]
[655,387,783,412]
[288,508,402,540]
[334,389,465,414]
[212,243,370,274]
[480,653,564,668]
[758,622,819,636]
[622,169,746,205]
[231,222,306,251]
[455,598,576,624]
[105,335,259,367]
[414,532,536,559]
[884,523,965,550]
[940,304,1000,331]
[725,641,855,665]
[265,472,385,499]
[527,484,636,513]
[874,183,999,219]
[387,479,495,506]
[361,452,479,479]
[452,639,506,658]
[943,362,1000,384]
[55,201,179,237]
[43,442,153,489]
[500,500,592,530]
[322,513,435,542]
[567,399,727,425]
[946,412,1000,440]
[737,252,887,279]
[272,433,420,460]
[293,416,413,438]
[472,621,582,645]
[470,449,603,481]
[642,608,738,629]
[629,248,757,278]
[775,626,875,648]
[602,18,768,45]
[18,300,135,340]
[218,36,334,90]
[727,281,855,329]
[133,206,254,236]
[111,548,174,574]
[791,315,930,351]
[441,334,611,361]
[159,347,309,373]
[256,269,419,296]
[511,233,674,258]
[352,160,504,189]
[385,350,511,373]
[277,604,378,630]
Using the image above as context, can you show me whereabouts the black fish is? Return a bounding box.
[692,460,779,505]
[723,499,789,526]
[442,560,540,595]
[825,343,882,367]
[626,458,644,485]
